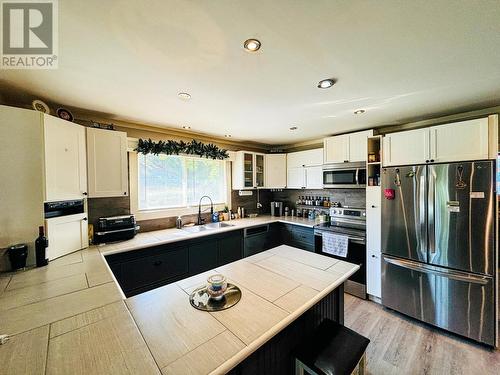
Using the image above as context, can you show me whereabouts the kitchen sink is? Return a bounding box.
[204,222,234,229]
[182,222,234,233]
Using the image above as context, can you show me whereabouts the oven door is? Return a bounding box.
[322,166,366,188]
[314,229,367,298]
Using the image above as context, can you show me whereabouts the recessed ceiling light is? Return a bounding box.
[182,125,191,129]
[317,78,337,89]
[224,134,232,138]
[354,109,366,115]
[289,126,298,131]
[243,38,261,52]
[178,92,191,100]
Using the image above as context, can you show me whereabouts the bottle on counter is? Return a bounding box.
[35,226,48,267]
[176,216,182,229]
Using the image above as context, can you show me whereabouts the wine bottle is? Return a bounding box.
[35,226,48,267]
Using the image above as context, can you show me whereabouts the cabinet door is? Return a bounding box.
[218,231,243,265]
[305,166,323,189]
[430,118,489,163]
[383,128,429,166]
[45,213,88,260]
[243,152,254,188]
[264,154,287,188]
[44,115,87,201]
[348,130,373,162]
[87,127,128,197]
[366,250,381,298]
[324,135,348,164]
[287,167,306,189]
[302,148,324,166]
[255,153,265,188]
[366,186,381,253]
[189,239,218,275]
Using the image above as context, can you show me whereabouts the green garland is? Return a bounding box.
[136,138,229,160]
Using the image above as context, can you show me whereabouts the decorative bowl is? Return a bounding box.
[206,274,227,300]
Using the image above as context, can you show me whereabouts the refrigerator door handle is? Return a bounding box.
[428,169,436,255]
[383,256,489,285]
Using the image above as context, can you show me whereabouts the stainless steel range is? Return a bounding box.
[314,206,367,299]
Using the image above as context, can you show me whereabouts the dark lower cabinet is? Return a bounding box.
[119,245,188,296]
[105,223,315,297]
[280,223,314,252]
[218,231,243,265]
[105,229,244,297]
[189,239,218,275]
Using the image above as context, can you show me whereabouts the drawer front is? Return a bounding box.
[286,239,315,252]
[120,247,188,292]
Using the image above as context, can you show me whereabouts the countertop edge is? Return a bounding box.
[209,264,360,375]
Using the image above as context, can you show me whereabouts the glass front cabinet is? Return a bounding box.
[232,151,266,189]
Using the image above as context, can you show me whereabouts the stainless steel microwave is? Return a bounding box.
[322,162,366,188]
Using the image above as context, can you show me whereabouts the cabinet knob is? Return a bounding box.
[123,192,127,195]
[344,160,349,163]
[82,217,88,221]
[430,159,435,163]
[83,192,88,196]
[425,160,429,163]
[153,260,162,266]
[371,205,376,208]
[371,254,376,258]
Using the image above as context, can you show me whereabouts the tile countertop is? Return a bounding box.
[99,214,318,256]
[0,217,357,375]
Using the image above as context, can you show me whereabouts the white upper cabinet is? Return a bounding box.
[264,154,287,188]
[287,167,306,189]
[383,118,490,166]
[324,130,373,164]
[44,115,87,202]
[286,148,323,189]
[304,166,323,189]
[87,127,128,197]
[383,128,429,167]
[232,151,266,189]
[287,148,323,168]
[430,118,489,163]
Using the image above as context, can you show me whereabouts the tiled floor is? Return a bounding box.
[344,294,500,375]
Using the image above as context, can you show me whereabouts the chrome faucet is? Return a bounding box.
[197,195,214,225]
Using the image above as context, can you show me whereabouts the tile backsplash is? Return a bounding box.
[269,189,366,210]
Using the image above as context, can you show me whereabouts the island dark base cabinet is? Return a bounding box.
[228,285,344,375]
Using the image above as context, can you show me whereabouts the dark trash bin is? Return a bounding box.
[8,243,28,270]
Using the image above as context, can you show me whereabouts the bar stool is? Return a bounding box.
[294,319,370,375]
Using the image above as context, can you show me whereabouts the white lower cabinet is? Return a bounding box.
[366,250,381,298]
[45,214,88,260]
[366,186,381,298]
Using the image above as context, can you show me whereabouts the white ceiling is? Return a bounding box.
[2,0,500,144]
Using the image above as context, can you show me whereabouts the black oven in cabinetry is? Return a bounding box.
[314,231,366,299]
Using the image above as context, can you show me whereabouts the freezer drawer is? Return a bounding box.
[382,255,495,346]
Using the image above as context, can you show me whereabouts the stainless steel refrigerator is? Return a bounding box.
[381,161,495,346]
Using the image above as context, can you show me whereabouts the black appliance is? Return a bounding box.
[322,162,366,189]
[44,200,85,218]
[94,215,139,244]
[314,206,367,299]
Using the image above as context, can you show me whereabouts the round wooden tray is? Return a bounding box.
[189,283,242,312]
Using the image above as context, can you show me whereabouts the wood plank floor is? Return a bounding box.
[344,294,500,375]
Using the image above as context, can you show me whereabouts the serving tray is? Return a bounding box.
[189,283,242,312]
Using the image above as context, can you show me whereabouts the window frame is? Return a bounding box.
[129,151,231,221]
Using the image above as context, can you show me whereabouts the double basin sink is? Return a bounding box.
[181,222,234,233]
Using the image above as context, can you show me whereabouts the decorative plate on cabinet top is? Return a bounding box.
[32,99,50,114]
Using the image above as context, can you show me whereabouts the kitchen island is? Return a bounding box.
[0,223,357,374]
